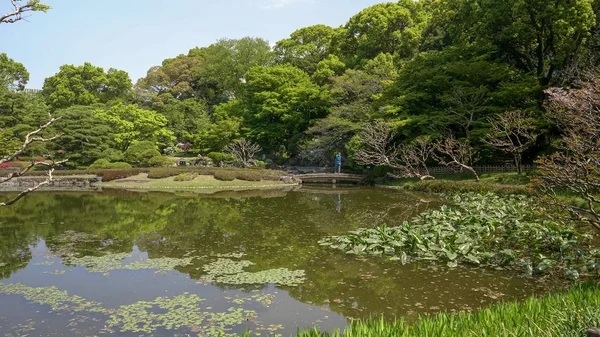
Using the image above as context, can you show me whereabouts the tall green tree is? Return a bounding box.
[242,64,330,154]
[0,53,29,91]
[52,105,117,166]
[336,1,427,67]
[274,24,337,74]
[42,63,132,110]
[94,103,174,151]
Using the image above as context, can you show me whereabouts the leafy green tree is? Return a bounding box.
[0,53,29,91]
[42,63,132,110]
[52,105,116,166]
[336,1,427,67]
[192,37,275,100]
[451,0,596,86]
[193,100,242,153]
[95,103,174,151]
[311,55,346,86]
[0,0,50,25]
[274,24,337,74]
[160,98,211,143]
[242,64,330,154]
[124,141,161,167]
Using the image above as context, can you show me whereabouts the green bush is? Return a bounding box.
[213,170,237,181]
[98,169,142,182]
[174,172,198,182]
[207,152,236,162]
[234,171,263,181]
[146,168,183,179]
[124,141,161,167]
[147,156,174,168]
[89,159,132,170]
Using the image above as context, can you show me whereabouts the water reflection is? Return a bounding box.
[0,188,560,336]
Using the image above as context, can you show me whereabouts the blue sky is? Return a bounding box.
[1,0,385,88]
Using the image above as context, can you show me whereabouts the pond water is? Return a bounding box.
[0,187,559,337]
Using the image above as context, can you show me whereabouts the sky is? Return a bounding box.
[1,0,386,89]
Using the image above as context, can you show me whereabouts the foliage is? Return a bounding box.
[123,141,161,167]
[291,282,600,337]
[207,152,236,163]
[223,139,262,167]
[275,24,337,74]
[320,193,599,280]
[213,170,236,182]
[395,179,531,196]
[201,258,305,286]
[0,53,29,90]
[88,159,132,170]
[42,63,132,111]
[95,103,174,151]
[173,172,197,182]
[147,155,174,168]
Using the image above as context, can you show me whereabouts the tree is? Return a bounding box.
[484,110,538,175]
[433,136,479,181]
[336,1,426,67]
[124,141,161,167]
[534,76,600,232]
[353,122,434,180]
[242,64,330,154]
[52,105,117,166]
[224,139,262,167]
[94,103,174,151]
[274,24,336,74]
[461,0,597,86]
[42,63,132,110]
[192,37,275,100]
[0,0,49,24]
[444,86,489,139]
[0,53,29,90]
[1,0,60,207]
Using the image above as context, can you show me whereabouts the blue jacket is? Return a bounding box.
[335,154,342,164]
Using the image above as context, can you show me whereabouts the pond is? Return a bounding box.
[0,187,559,337]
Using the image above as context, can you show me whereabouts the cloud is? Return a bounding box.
[261,0,315,9]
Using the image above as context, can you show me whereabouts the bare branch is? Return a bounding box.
[0,114,62,165]
[224,139,262,167]
[445,86,489,139]
[533,76,600,233]
[484,110,537,174]
[0,160,67,207]
[433,136,480,181]
[0,0,50,24]
[353,122,434,180]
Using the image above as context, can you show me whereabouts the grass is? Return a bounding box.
[379,173,532,195]
[100,173,291,189]
[239,282,600,337]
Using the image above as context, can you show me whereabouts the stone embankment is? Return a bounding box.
[0,177,101,191]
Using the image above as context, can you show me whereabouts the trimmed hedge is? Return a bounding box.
[213,171,237,181]
[173,172,198,182]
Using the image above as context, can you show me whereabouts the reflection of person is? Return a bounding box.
[335,193,341,212]
[335,152,342,174]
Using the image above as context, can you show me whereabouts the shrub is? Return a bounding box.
[234,171,262,181]
[146,168,184,179]
[147,156,174,168]
[213,170,237,181]
[89,159,133,170]
[174,172,198,182]
[207,152,236,163]
[98,169,141,182]
[124,141,161,167]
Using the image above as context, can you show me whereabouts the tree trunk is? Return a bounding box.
[515,154,522,175]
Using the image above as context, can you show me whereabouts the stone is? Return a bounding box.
[588,328,600,337]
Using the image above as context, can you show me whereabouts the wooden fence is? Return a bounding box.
[426,164,536,176]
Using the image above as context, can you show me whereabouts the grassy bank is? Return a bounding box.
[100,173,292,191]
[277,282,600,337]
[378,173,531,195]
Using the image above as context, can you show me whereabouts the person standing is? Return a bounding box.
[335,152,342,174]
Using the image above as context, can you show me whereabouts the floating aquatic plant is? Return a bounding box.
[320,193,600,280]
[0,262,6,267]
[33,260,55,266]
[104,293,257,336]
[67,253,193,275]
[202,258,305,286]
[0,283,106,313]
[45,269,66,275]
[226,291,276,307]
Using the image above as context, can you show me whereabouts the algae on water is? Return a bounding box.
[66,253,193,275]
[201,258,305,286]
